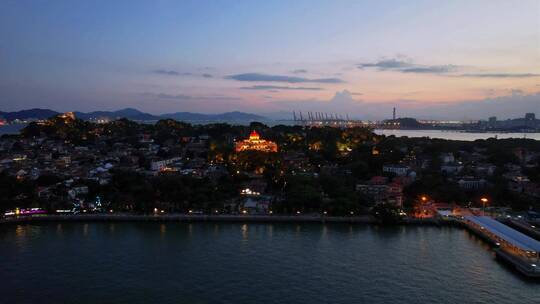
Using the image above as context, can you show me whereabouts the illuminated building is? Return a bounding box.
[59,112,76,120]
[235,130,277,152]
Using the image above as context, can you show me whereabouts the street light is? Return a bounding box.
[481,197,489,216]
[419,196,428,218]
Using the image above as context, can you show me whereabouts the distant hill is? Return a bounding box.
[0,109,59,121]
[74,108,160,121]
[1,108,267,123]
[161,111,266,122]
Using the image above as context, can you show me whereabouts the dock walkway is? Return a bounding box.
[463,216,540,278]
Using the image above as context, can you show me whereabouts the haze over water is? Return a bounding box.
[375,129,540,141]
[1,223,537,304]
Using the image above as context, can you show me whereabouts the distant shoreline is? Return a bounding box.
[374,129,540,141]
[0,214,445,226]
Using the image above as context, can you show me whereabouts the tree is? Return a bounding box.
[371,204,402,224]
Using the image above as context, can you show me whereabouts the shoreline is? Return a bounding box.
[0,214,447,226]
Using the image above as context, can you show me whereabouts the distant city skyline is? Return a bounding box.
[1,0,539,119]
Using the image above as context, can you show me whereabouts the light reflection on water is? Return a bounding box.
[0,223,538,304]
[241,223,248,240]
[160,223,166,236]
[15,225,26,238]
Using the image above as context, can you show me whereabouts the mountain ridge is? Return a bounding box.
[0,108,267,122]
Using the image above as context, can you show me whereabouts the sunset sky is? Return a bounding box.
[1,0,539,119]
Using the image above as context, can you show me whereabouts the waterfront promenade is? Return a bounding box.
[1,214,380,224]
[0,213,449,225]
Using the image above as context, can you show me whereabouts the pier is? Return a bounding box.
[503,218,540,240]
[463,216,540,278]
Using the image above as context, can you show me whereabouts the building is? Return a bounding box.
[58,112,76,120]
[235,130,278,153]
[441,163,463,175]
[356,176,403,207]
[473,164,497,176]
[151,157,182,171]
[440,153,455,164]
[464,216,540,273]
[386,181,404,207]
[382,164,409,176]
[483,113,539,130]
[458,177,487,190]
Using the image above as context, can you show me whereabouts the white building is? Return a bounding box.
[151,157,182,171]
[458,178,487,190]
[440,153,455,164]
[441,163,463,174]
[382,164,409,176]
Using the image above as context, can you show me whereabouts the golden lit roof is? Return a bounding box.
[236,130,277,152]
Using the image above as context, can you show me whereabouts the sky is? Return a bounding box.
[1,0,539,119]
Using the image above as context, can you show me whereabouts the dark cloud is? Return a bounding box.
[152,70,217,78]
[485,89,496,97]
[202,95,241,101]
[154,70,210,77]
[458,73,540,78]
[240,85,323,91]
[152,69,182,76]
[292,69,308,74]
[401,91,423,97]
[140,92,192,100]
[140,92,241,102]
[510,89,524,96]
[358,58,457,74]
[401,65,457,74]
[358,59,414,70]
[359,58,540,78]
[226,73,344,83]
[351,92,363,96]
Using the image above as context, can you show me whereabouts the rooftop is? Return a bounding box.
[465,216,540,253]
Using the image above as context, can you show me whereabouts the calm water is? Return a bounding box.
[0,223,537,304]
[0,123,26,135]
[375,129,540,141]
